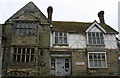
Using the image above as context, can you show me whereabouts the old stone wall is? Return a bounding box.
[72,50,118,76]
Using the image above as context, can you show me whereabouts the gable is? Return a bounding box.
[6,2,49,24]
[89,26,102,32]
[86,21,106,33]
[14,13,40,20]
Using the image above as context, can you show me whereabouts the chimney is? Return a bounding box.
[47,6,53,22]
[98,11,105,24]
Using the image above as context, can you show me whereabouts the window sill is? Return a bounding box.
[14,35,36,37]
[11,62,36,65]
[87,44,105,46]
[88,67,107,69]
[53,44,68,46]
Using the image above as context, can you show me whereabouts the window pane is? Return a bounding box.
[16,29,19,35]
[55,37,58,44]
[25,23,28,28]
[59,32,62,36]
[31,55,34,62]
[65,59,69,63]
[27,48,30,54]
[14,48,17,54]
[40,50,43,55]
[64,32,67,36]
[59,37,63,44]
[22,55,25,62]
[18,48,21,54]
[92,32,96,44]
[90,60,93,67]
[33,29,36,35]
[28,29,31,35]
[98,60,102,67]
[22,48,25,54]
[89,54,92,59]
[33,24,36,28]
[13,55,16,62]
[25,29,27,35]
[41,26,45,31]
[51,58,55,70]
[96,32,100,44]
[31,48,34,54]
[102,53,105,59]
[64,37,67,44]
[17,23,20,28]
[21,23,24,28]
[51,58,55,63]
[100,33,104,44]
[98,54,101,59]
[55,32,58,36]
[26,55,29,62]
[65,59,69,68]
[94,60,97,67]
[17,55,21,62]
[102,60,106,67]
[29,23,32,28]
[94,53,97,59]
[65,63,69,68]
[88,32,92,44]
[20,29,23,35]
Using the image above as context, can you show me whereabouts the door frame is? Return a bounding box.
[50,53,71,76]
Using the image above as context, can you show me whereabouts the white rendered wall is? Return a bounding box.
[104,34,118,49]
[89,26,102,32]
[68,33,86,49]
[51,25,117,49]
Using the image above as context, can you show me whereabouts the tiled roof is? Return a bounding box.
[52,21,118,34]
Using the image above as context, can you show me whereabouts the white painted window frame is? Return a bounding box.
[88,52,107,68]
[87,32,105,45]
[54,32,68,45]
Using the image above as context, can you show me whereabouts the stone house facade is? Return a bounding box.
[2,2,119,77]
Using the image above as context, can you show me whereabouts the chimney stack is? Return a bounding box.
[47,6,53,22]
[98,11,105,24]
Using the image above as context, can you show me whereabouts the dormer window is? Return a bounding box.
[88,32,104,45]
[54,32,67,44]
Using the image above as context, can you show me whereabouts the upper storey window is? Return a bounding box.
[55,32,67,44]
[16,22,37,35]
[88,32,104,45]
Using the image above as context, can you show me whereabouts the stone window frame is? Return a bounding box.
[65,58,70,69]
[51,58,55,70]
[15,22,37,35]
[88,52,107,68]
[87,32,104,45]
[41,25,45,31]
[13,48,35,63]
[54,32,68,45]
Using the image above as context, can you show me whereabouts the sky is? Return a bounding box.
[0,0,119,31]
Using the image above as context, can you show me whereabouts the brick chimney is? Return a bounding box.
[98,11,105,24]
[47,6,53,22]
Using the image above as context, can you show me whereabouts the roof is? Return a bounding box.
[6,2,49,24]
[52,21,118,34]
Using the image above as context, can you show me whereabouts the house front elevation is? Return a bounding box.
[2,2,119,77]
[50,20,118,76]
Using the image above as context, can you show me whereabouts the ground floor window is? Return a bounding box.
[13,48,35,62]
[88,52,107,68]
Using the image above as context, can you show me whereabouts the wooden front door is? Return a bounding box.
[51,57,71,76]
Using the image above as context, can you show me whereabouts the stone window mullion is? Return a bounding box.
[25,48,27,62]
[16,48,18,62]
[29,49,31,62]
[20,48,22,62]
